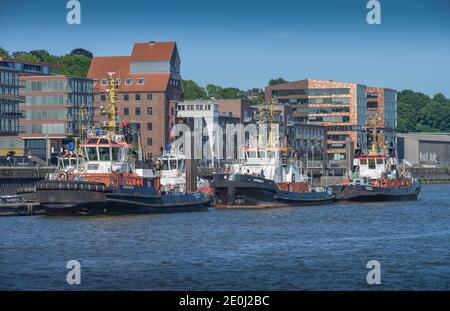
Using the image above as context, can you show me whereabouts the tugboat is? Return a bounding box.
[29,74,209,216]
[212,103,335,208]
[334,117,421,201]
[156,146,212,195]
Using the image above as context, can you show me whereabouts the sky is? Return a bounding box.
[1,0,449,96]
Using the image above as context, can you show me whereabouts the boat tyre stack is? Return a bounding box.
[36,180,111,193]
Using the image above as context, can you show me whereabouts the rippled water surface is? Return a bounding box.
[1,184,449,290]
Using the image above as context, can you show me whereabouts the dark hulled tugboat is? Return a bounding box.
[334,118,421,201]
[28,74,209,215]
[212,103,335,208]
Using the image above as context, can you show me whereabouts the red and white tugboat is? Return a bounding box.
[212,103,335,208]
[30,74,209,215]
[335,119,421,201]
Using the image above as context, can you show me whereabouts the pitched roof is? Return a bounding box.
[130,42,176,61]
[87,56,170,92]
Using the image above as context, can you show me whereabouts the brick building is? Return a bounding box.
[366,87,397,149]
[87,41,183,159]
[266,79,369,163]
[216,99,252,124]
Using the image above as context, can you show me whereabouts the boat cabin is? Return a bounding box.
[353,155,398,180]
[81,135,135,174]
[232,146,304,183]
[159,153,185,173]
[57,153,85,173]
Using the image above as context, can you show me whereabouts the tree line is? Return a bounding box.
[0,47,92,78]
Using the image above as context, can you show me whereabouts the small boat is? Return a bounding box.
[29,74,209,216]
[156,147,212,196]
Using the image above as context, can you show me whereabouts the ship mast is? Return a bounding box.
[268,98,274,148]
[102,72,119,137]
[368,115,379,155]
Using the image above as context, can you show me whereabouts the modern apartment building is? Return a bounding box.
[0,58,61,156]
[87,41,183,159]
[19,75,93,160]
[0,66,21,155]
[366,87,397,149]
[266,79,369,162]
[0,57,60,76]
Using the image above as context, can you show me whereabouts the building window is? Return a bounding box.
[124,107,129,116]
[125,78,133,85]
[147,138,152,146]
[93,79,97,86]
[147,122,152,131]
[147,107,152,115]
[135,93,141,101]
[116,78,121,85]
[137,78,145,85]
[101,79,107,86]
[135,107,141,116]
[100,94,106,101]
[124,94,129,101]
[147,93,152,100]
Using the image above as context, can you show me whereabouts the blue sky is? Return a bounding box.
[1,0,449,96]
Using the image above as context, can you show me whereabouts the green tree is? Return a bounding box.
[397,90,450,133]
[0,47,8,58]
[71,48,93,59]
[58,54,92,78]
[182,80,208,100]
[29,49,60,64]
[205,84,222,99]
[219,87,242,99]
[268,77,288,86]
[12,51,41,63]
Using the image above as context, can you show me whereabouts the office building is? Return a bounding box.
[19,75,93,160]
[266,79,369,163]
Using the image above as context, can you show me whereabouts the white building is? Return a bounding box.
[176,100,220,167]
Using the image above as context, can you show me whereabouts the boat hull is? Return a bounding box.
[212,174,335,209]
[335,182,421,202]
[33,181,209,216]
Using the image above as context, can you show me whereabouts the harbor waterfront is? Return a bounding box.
[0,183,449,291]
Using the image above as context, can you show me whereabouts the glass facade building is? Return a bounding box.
[0,67,22,155]
[19,76,93,159]
[0,68,20,134]
[266,80,369,162]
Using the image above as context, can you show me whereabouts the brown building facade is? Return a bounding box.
[87,41,183,158]
[216,99,252,124]
[266,79,368,162]
[366,87,397,149]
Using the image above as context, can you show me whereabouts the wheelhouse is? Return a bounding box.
[354,155,387,179]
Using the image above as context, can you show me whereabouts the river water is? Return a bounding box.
[0,184,449,290]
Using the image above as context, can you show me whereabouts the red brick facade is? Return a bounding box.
[88,42,183,158]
